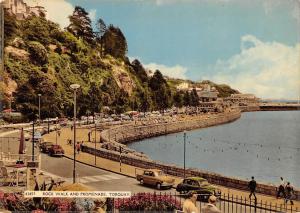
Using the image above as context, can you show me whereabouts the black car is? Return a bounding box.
[39,142,54,153]
[176,177,221,201]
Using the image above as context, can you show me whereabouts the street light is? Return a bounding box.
[70,83,80,184]
[183,130,186,179]
[38,94,41,123]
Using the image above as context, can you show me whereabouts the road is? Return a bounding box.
[0,129,174,193]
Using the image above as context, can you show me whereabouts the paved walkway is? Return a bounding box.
[43,127,300,210]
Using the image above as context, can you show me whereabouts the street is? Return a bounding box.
[0,129,174,193]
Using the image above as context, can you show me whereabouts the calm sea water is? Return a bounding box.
[128,111,300,187]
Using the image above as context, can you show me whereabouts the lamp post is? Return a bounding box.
[70,83,80,184]
[38,94,41,123]
[32,121,35,161]
[94,123,96,165]
[183,131,186,179]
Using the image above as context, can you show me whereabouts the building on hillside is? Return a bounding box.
[224,94,260,106]
[3,0,46,20]
[188,84,219,102]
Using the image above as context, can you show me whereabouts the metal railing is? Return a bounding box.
[109,192,299,213]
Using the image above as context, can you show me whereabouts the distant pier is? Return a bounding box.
[259,103,300,111]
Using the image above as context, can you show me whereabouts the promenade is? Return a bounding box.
[43,124,300,209]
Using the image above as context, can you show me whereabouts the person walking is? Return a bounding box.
[201,195,221,213]
[248,176,257,200]
[285,182,294,205]
[277,177,286,199]
[183,192,198,213]
[76,142,80,154]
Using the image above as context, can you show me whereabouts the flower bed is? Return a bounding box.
[0,191,105,212]
[114,192,182,212]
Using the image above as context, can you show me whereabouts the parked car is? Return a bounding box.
[39,142,54,153]
[48,144,65,157]
[176,177,221,201]
[136,169,175,190]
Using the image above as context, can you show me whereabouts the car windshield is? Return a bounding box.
[157,171,165,176]
[199,180,209,186]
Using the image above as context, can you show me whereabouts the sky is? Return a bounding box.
[24,0,300,100]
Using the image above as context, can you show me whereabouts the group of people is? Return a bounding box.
[276,177,295,205]
[183,193,221,213]
[67,139,84,154]
[248,176,295,205]
[182,176,296,213]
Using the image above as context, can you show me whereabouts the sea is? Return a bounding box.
[128,111,300,187]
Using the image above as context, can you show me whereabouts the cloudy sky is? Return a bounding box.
[24,0,300,100]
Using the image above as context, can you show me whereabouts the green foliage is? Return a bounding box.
[173,91,184,108]
[21,16,60,46]
[3,11,19,45]
[131,59,148,83]
[27,41,48,65]
[190,88,199,106]
[67,6,94,43]
[3,5,239,120]
[102,25,128,59]
[149,70,172,110]
[215,84,239,97]
[183,91,191,106]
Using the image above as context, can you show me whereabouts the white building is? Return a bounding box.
[3,0,46,20]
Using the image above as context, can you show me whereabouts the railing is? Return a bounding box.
[109,192,299,213]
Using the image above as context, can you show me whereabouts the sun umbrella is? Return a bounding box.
[19,128,25,154]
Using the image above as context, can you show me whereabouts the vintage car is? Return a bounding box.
[176,177,221,201]
[48,144,65,157]
[39,142,54,153]
[136,169,175,190]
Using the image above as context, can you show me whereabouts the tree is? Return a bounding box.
[95,18,107,57]
[173,91,184,108]
[149,70,172,111]
[139,85,152,113]
[190,88,199,106]
[67,6,94,43]
[14,73,61,120]
[102,25,128,59]
[183,91,191,106]
[131,59,148,83]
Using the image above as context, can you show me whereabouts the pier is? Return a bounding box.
[259,103,300,111]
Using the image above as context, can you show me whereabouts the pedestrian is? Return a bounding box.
[71,125,73,131]
[248,176,257,200]
[88,132,91,142]
[285,182,294,205]
[183,192,198,213]
[76,142,80,154]
[276,177,286,199]
[80,141,83,151]
[201,195,221,213]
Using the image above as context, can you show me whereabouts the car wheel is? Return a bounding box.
[156,183,161,190]
[140,179,144,185]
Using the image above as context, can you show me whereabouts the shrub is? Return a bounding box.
[27,41,48,65]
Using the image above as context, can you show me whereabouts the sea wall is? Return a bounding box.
[101,110,241,145]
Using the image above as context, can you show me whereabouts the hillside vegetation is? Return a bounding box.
[1,6,238,121]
